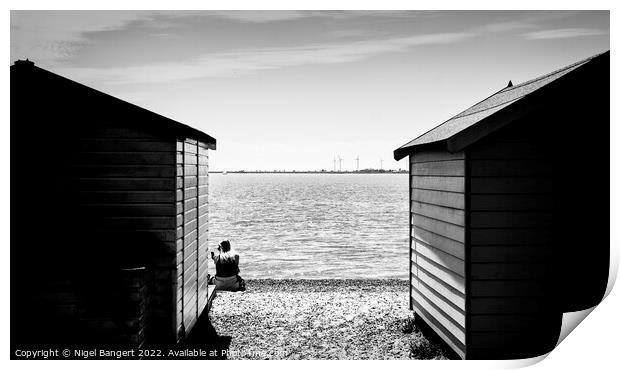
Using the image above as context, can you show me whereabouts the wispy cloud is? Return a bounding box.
[55,32,473,85]
[207,10,431,23]
[523,28,607,40]
[11,11,153,65]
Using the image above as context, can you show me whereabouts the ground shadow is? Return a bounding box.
[181,307,232,360]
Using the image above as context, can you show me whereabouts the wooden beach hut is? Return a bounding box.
[11,60,216,348]
[393,51,609,359]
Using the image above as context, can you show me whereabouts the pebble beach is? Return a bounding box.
[207,279,448,360]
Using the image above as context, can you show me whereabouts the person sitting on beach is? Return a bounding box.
[209,240,246,291]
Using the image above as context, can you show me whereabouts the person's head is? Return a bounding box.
[218,240,231,253]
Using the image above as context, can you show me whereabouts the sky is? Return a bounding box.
[10,10,609,171]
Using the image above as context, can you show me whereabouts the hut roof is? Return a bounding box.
[11,59,216,149]
[393,51,608,160]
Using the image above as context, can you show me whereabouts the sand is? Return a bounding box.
[207,279,448,360]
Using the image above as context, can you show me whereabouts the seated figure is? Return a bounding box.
[209,240,245,291]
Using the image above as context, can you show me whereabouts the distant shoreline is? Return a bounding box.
[208,171,408,174]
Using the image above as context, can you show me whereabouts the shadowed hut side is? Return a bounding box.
[394,51,609,359]
[10,60,217,349]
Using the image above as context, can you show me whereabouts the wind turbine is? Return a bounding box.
[338,155,343,172]
[379,157,384,170]
[333,156,336,172]
[354,156,360,171]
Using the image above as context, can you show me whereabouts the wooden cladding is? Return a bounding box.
[467,128,554,357]
[175,139,209,340]
[410,151,466,358]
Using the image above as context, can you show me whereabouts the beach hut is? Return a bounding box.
[11,60,216,348]
[393,51,609,359]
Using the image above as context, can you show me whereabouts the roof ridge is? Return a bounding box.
[504,51,605,91]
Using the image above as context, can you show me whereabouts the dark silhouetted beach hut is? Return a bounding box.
[393,51,609,359]
[11,60,216,348]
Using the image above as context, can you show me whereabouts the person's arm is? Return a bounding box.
[211,251,217,262]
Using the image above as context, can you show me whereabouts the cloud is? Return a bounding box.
[523,28,607,40]
[53,32,473,85]
[10,11,153,65]
[477,21,536,33]
[206,10,430,23]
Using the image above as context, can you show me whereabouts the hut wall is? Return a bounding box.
[18,125,180,346]
[410,150,466,358]
[175,138,210,340]
[68,128,179,345]
[466,120,557,359]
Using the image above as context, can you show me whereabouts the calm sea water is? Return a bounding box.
[207,173,409,279]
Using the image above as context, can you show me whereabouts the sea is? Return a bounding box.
[207,173,409,279]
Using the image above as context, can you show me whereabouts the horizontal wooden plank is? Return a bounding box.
[415,240,465,276]
[411,160,465,176]
[198,194,208,206]
[471,263,546,280]
[411,288,466,344]
[177,187,197,200]
[470,194,552,211]
[185,229,198,244]
[470,211,552,228]
[184,177,197,188]
[412,242,465,277]
[469,141,544,159]
[470,159,551,177]
[73,152,175,165]
[184,274,198,293]
[414,268,466,309]
[75,190,174,203]
[470,332,530,349]
[198,185,208,196]
[198,214,208,228]
[184,208,197,223]
[198,146,209,157]
[413,227,465,260]
[412,189,464,209]
[470,314,549,332]
[93,229,176,242]
[470,177,552,194]
[97,217,175,229]
[184,142,198,154]
[412,201,465,226]
[70,165,175,178]
[412,252,465,293]
[184,218,197,233]
[470,229,551,245]
[413,214,464,243]
[73,127,168,139]
[184,248,197,264]
[198,204,208,217]
[184,198,197,210]
[412,176,464,193]
[470,245,552,263]
[470,297,546,314]
[73,140,176,152]
[471,281,545,297]
[413,279,465,327]
[410,150,464,163]
[77,203,175,216]
[183,154,198,165]
[74,178,175,190]
[411,300,465,359]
